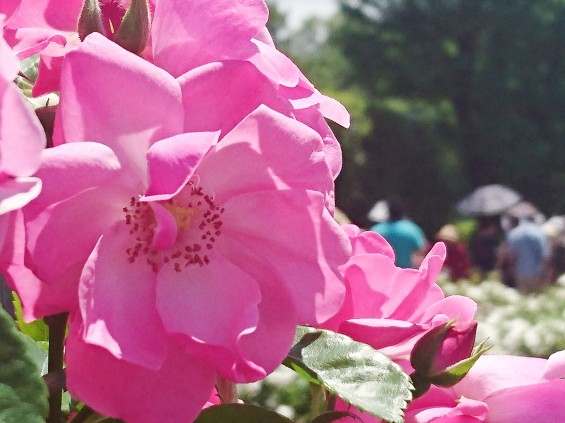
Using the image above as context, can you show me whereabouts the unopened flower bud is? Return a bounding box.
[410,320,489,394]
[77,0,106,41]
[416,320,477,375]
[35,105,57,148]
[113,0,151,54]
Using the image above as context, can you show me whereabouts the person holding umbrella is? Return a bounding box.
[469,216,503,278]
[457,184,522,278]
[497,202,551,293]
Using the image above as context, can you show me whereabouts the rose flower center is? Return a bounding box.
[122,184,224,273]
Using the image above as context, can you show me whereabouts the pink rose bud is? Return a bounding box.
[113,0,151,54]
[411,320,488,395]
[78,0,106,41]
[430,320,477,375]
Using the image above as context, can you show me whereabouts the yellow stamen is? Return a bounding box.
[163,203,199,230]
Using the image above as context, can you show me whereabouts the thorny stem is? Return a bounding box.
[45,313,68,423]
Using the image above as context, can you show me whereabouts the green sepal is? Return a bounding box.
[77,0,106,41]
[409,371,432,399]
[113,0,151,54]
[410,319,455,375]
[429,339,492,387]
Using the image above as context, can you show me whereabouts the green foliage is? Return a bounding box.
[277,0,565,230]
[265,1,288,43]
[284,327,413,423]
[453,219,476,244]
[194,404,294,423]
[13,293,49,343]
[19,334,49,375]
[239,365,311,422]
[338,0,565,216]
[0,307,48,423]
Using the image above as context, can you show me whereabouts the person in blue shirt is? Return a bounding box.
[498,215,551,293]
[370,198,427,268]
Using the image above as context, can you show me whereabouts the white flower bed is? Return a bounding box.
[440,279,565,358]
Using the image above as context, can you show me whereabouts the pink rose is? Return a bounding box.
[405,385,488,423]
[0,30,45,243]
[2,0,157,96]
[3,0,83,96]
[337,351,565,423]
[320,226,477,359]
[405,351,565,423]
[318,227,477,422]
[7,34,349,422]
[0,0,22,24]
[4,0,349,181]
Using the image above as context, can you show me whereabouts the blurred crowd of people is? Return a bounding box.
[366,197,565,294]
[469,210,564,293]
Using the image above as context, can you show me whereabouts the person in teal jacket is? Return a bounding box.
[370,198,427,268]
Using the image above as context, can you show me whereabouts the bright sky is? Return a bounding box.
[269,0,339,30]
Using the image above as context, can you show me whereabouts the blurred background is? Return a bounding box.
[245,4,565,419]
[267,0,565,234]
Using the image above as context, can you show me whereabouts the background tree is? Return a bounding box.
[269,0,565,232]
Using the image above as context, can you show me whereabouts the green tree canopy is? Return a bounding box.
[330,0,565,227]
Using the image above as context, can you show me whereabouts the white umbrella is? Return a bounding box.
[457,184,522,216]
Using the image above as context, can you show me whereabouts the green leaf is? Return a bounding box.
[12,293,49,342]
[20,334,73,415]
[311,411,362,422]
[284,327,413,423]
[194,404,294,423]
[20,334,49,374]
[0,307,48,423]
[61,390,72,414]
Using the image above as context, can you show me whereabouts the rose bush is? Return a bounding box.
[3,1,565,423]
[2,30,354,422]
